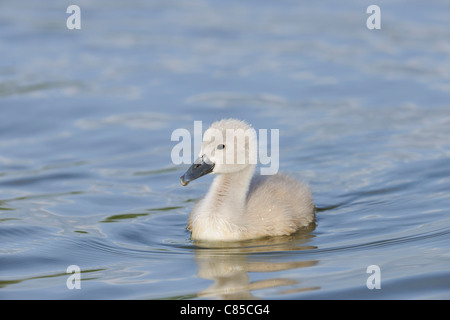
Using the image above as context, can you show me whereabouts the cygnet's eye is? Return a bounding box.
[217,144,225,150]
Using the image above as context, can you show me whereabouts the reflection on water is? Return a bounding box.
[193,227,318,299]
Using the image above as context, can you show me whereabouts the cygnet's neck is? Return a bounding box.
[199,164,255,227]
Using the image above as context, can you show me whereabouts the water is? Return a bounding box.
[1,0,450,299]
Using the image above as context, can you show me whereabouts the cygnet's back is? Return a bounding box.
[245,174,315,239]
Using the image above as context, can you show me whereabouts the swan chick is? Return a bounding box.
[180,119,315,241]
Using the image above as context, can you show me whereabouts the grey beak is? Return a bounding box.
[180,157,215,186]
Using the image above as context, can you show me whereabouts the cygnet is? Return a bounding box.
[180,119,315,241]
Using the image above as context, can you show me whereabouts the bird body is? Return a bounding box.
[181,119,315,241]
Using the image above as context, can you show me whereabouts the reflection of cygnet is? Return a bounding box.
[180,119,315,241]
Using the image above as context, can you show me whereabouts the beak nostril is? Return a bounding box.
[181,155,214,186]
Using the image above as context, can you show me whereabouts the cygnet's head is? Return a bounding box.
[180,119,257,186]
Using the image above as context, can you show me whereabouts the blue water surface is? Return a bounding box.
[1,0,450,299]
